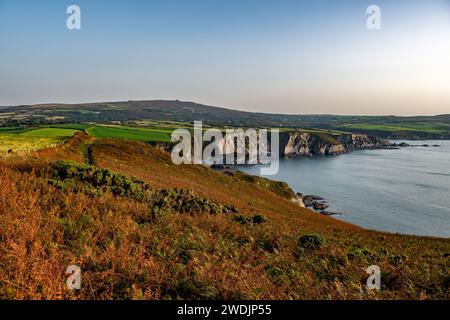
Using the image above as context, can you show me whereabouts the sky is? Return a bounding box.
[0,0,449,115]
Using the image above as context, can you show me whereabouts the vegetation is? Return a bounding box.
[20,128,79,138]
[0,123,178,157]
[0,133,448,300]
[339,123,450,135]
[1,100,449,139]
[48,160,151,199]
[87,125,173,142]
[0,135,63,156]
[224,170,296,200]
[295,234,326,258]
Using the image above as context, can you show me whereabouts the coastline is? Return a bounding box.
[234,140,450,238]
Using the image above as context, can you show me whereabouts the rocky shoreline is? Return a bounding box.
[284,132,394,157]
[293,193,343,216]
[211,133,442,217]
[282,132,443,158]
[391,142,441,148]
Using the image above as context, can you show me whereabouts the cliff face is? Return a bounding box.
[284,132,390,157]
[336,133,391,150]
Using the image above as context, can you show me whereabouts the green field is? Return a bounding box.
[0,124,178,155]
[0,127,25,134]
[20,128,79,137]
[87,125,173,142]
[46,123,92,130]
[0,135,62,156]
[0,127,78,155]
[339,123,449,134]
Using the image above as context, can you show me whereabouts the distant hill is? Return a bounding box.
[1,100,449,139]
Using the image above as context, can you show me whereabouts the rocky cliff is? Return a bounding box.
[284,132,391,157]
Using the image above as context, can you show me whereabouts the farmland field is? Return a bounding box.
[0,127,78,156]
[87,125,173,142]
[0,127,25,134]
[46,123,93,130]
[0,124,177,156]
[20,128,79,137]
[0,135,62,156]
[339,123,449,134]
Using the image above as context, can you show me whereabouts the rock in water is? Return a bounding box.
[313,202,329,210]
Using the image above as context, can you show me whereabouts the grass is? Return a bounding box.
[0,135,62,156]
[0,127,25,133]
[0,132,449,300]
[47,124,93,130]
[87,125,173,142]
[0,123,175,157]
[20,128,79,138]
[0,127,79,156]
[339,123,448,134]
[313,132,339,144]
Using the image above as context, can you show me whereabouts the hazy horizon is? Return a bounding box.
[2,98,449,117]
[1,0,449,115]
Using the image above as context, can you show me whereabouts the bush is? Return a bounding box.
[47,162,239,224]
[232,214,253,225]
[49,160,149,200]
[149,189,238,222]
[347,247,373,262]
[233,214,268,226]
[252,214,268,224]
[259,234,281,253]
[295,234,325,258]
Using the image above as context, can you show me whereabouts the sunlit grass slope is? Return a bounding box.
[0,133,449,300]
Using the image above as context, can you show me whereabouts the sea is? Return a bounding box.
[236,140,450,238]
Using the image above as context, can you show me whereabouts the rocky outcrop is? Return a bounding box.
[291,195,305,208]
[336,133,391,150]
[284,133,345,157]
[391,142,441,148]
[284,132,391,158]
[296,193,342,216]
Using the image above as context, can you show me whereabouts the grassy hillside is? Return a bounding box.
[0,133,448,300]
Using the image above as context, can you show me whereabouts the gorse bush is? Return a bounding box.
[47,161,238,223]
[49,160,149,199]
[295,234,325,258]
[232,213,269,226]
[148,189,238,222]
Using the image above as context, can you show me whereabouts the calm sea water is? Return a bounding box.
[236,141,450,238]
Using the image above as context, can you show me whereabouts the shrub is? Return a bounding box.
[49,160,149,200]
[233,214,268,226]
[260,234,281,254]
[295,234,325,258]
[232,214,253,225]
[347,247,373,262]
[149,189,238,222]
[252,214,268,224]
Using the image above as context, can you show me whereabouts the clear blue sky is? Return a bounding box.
[0,0,449,115]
